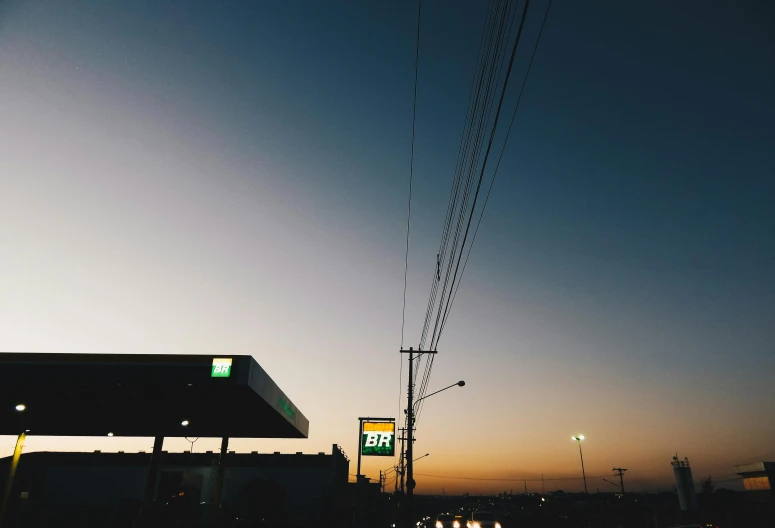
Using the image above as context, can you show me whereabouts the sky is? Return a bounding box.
[1,0,773,494]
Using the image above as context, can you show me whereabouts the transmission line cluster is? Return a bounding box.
[413,0,537,425]
[394,0,554,491]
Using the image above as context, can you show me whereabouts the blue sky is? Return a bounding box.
[0,0,773,492]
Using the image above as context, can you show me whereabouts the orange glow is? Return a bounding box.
[363,422,394,433]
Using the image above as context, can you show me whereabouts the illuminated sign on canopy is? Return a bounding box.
[361,421,395,457]
[211,358,232,378]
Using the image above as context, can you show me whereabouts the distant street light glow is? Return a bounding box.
[15,404,25,412]
[181,420,190,426]
[572,434,588,493]
[107,432,114,437]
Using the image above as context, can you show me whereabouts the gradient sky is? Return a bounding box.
[1,0,773,494]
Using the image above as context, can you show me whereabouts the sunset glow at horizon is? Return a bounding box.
[1,0,773,495]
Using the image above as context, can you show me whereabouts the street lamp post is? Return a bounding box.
[571,435,588,493]
[413,381,466,407]
[407,380,464,499]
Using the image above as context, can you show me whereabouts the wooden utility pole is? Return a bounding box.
[399,347,436,526]
[612,467,627,494]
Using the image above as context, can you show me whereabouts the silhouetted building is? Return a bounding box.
[736,461,775,503]
[671,455,698,512]
[0,444,350,527]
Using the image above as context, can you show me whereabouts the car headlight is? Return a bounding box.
[453,522,460,528]
[436,523,443,528]
[495,523,501,528]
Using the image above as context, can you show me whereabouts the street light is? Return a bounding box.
[406,380,465,503]
[413,381,465,407]
[181,420,190,427]
[14,404,25,412]
[571,435,587,493]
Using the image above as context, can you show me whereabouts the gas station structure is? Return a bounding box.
[0,352,308,519]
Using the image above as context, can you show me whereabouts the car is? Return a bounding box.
[436,514,461,528]
[466,511,501,528]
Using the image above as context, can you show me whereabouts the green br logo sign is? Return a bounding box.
[361,421,395,457]
[211,358,232,378]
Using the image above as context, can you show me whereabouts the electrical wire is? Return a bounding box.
[397,0,423,469]
[438,0,554,344]
[418,0,503,355]
[416,0,511,408]
[417,0,531,423]
[430,0,531,352]
[417,0,527,427]
[400,0,423,351]
[417,0,497,352]
[428,0,520,353]
[415,472,607,482]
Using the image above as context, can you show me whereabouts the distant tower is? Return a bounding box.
[671,455,698,512]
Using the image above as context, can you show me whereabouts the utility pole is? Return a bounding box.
[524,481,527,494]
[405,348,415,501]
[400,347,436,523]
[612,467,627,494]
[542,473,545,494]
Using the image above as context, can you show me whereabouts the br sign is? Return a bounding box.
[361,421,395,457]
[211,358,232,378]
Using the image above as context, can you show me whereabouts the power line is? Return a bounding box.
[428,0,521,353]
[438,0,554,343]
[397,0,423,468]
[714,477,742,484]
[415,472,607,482]
[417,0,501,355]
[431,0,532,351]
[400,0,423,350]
[415,0,514,423]
[425,0,512,357]
[416,0,543,425]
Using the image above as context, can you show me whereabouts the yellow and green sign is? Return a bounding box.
[361,421,395,457]
[211,358,232,378]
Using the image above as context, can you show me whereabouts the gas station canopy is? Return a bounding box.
[0,353,309,439]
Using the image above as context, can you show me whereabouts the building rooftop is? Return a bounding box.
[736,462,775,474]
[0,447,348,470]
